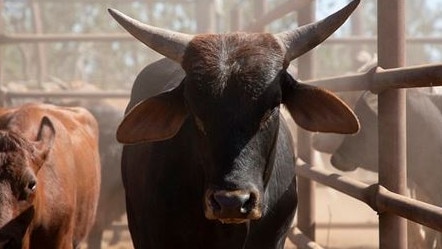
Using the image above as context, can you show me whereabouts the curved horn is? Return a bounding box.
[108,8,194,63]
[275,0,360,62]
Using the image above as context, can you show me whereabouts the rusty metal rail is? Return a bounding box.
[304,63,442,92]
[0,33,134,44]
[0,90,130,99]
[288,227,324,249]
[4,33,442,45]
[295,161,442,233]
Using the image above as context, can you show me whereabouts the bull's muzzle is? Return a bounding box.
[205,189,262,224]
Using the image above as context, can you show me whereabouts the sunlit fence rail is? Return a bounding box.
[1,0,442,249]
[292,1,442,249]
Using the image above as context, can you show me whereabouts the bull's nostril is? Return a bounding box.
[210,194,221,211]
[212,190,254,216]
[242,192,257,214]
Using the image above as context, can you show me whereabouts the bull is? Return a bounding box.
[109,1,360,248]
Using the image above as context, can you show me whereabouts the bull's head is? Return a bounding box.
[0,117,54,247]
[112,1,360,223]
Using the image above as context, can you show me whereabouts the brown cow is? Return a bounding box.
[0,103,101,249]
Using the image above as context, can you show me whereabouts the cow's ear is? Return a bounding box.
[282,75,359,134]
[117,86,188,144]
[34,116,55,171]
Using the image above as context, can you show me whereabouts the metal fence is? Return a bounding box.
[1,0,442,249]
[294,1,442,249]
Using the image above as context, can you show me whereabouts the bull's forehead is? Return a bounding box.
[182,33,284,102]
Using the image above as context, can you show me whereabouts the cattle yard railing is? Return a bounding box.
[293,1,442,249]
[0,88,130,107]
[2,0,442,248]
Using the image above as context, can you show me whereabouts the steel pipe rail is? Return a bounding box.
[323,36,442,44]
[376,185,442,233]
[0,33,134,44]
[245,0,312,32]
[295,161,374,209]
[4,33,442,45]
[0,90,130,99]
[304,63,442,93]
[295,161,442,233]
[288,228,324,249]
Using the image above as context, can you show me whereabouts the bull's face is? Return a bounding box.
[112,0,361,224]
[0,117,54,248]
[182,34,284,222]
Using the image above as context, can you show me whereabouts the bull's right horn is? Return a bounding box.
[108,8,194,64]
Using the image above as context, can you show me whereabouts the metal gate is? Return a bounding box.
[292,1,442,249]
[1,0,442,248]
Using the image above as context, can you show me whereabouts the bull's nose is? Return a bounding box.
[213,191,252,214]
[207,190,260,221]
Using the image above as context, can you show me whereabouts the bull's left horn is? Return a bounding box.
[275,0,360,62]
[108,8,194,63]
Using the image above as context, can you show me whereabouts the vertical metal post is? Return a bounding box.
[377,0,407,248]
[296,0,316,241]
[230,7,241,31]
[30,0,47,87]
[195,0,215,33]
[253,0,265,32]
[350,2,362,71]
[0,0,4,88]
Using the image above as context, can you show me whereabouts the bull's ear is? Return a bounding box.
[116,85,188,144]
[282,75,359,134]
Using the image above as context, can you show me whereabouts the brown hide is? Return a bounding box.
[0,103,100,249]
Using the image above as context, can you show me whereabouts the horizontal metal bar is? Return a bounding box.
[288,227,325,249]
[1,90,130,99]
[376,185,442,233]
[295,161,375,210]
[303,71,370,92]
[0,33,134,44]
[316,222,377,229]
[245,0,311,32]
[294,160,442,232]
[323,36,442,44]
[4,33,442,45]
[372,64,442,92]
[305,64,442,92]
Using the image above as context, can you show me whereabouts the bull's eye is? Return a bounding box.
[194,116,207,135]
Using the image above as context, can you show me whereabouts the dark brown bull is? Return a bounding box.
[109,1,360,248]
[0,103,101,249]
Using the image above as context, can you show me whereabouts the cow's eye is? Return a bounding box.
[27,180,37,193]
[18,178,37,201]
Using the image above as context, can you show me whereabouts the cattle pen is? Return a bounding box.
[1,0,442,249]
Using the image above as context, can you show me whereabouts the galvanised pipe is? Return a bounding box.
[295,161,442,233]
[377,0,408,248]
[304,63,442,92]
[295,0,316,241]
